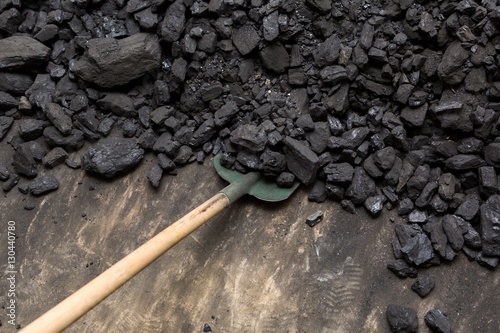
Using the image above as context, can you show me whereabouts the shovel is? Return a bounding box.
[21,154,299,333]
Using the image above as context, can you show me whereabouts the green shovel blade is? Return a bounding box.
[214,154,300,203]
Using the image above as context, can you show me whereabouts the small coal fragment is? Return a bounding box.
[387,259,418,279]
[438,173,456,201]
[259,43,289,74]
[444,154,486,170]
[340,199,356,214]
[424,309,452,333]
[29,174,59,196]
[148,163,163,188]
[442,215,464,252]
[0,163,9,181]
[2,174,19,192]
[455,193,480,221]
[97,93,136,118]
[24,202,36,211]
[408,209,427,223]
[480,194,500,257]
[230,125,266,152]
[411,273,435,298]
[398,198,414,216]
[476,252,499,269]
[386,304,418,333]
[65,159,81,169]
[13,143,38,177]
[46,103,73,135]
[364,195,385,216]
[82,138,145,178]
[43,127,85,151]
[203,323,212,332]
[18,119,45,141]
[276,172,295,188]
[306,211,324,227]
[324,162,354,183]
[478,166,498,197]
[313,34,341,67]
[0,116,14,140]
[484,143,500,167]
[308,180,327,203]
[42,147,68,168]
[260,150,286,177]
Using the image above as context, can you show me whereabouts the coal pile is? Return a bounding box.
[0,0,500,326]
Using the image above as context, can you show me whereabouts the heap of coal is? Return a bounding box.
[1,0,500,306]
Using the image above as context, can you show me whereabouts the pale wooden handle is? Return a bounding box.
[20,192,230,333]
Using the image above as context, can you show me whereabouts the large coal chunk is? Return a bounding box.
[29,174,59,196]
[480,194,500,257]
[386,304,418,333]
[82,138,145,178]
[424,309,452,333]
[73,33,161,88]
[161,0,186,42]
[0,36,50,70]
[283,137,320,185]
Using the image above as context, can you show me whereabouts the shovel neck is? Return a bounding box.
[219,172,261,205]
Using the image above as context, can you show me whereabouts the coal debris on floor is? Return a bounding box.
[0,0,499,329]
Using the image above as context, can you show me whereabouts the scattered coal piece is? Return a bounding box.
[387,259,418,279]
[476,252,499,269]
[2,174,19,192]
[148,163,163,188]
[306,210,324,227]
[29,174,59,196]
[386,304,418,333]
[411,273,435,298]
[42,147,68,168]
[424,309,452,333]
[82,138,145,178]
[308,180,327,203]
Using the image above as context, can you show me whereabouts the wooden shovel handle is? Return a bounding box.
[20,192,230,333]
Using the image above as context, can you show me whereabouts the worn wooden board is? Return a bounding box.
[0,134,499,332]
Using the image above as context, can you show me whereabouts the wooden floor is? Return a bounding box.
[1,132,499,332]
